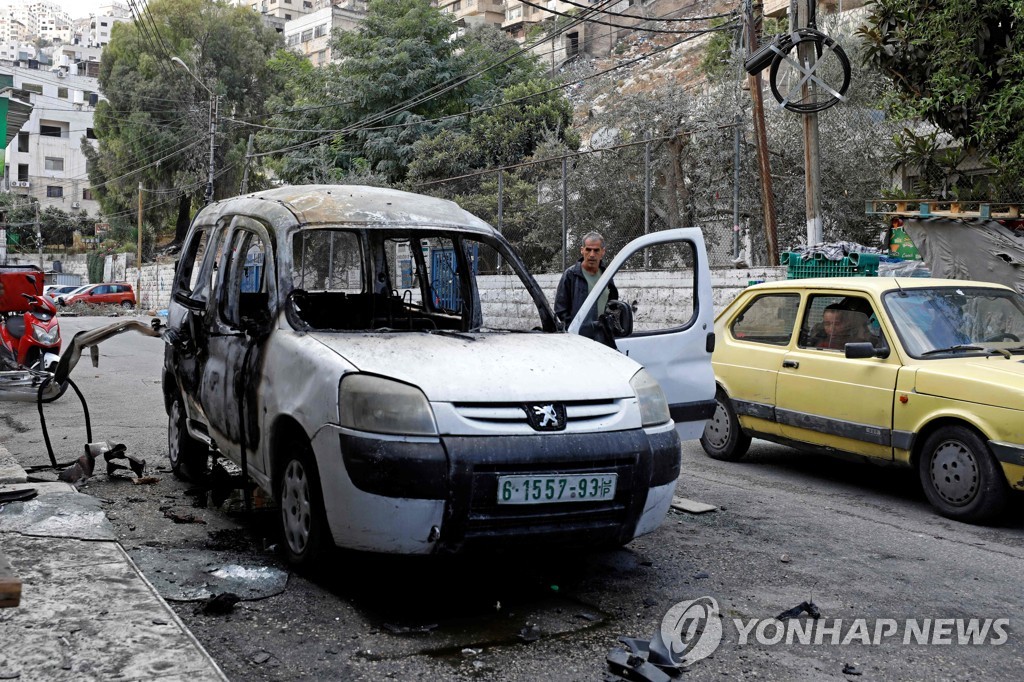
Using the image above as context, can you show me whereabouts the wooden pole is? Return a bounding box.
[745,0,778,264]
[799,0,823,246]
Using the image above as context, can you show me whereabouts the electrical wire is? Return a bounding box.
[516,0,734,34]
[248,21,734,159]
[552,0,736,22]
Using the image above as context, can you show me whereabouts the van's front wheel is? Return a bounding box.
[278,444,329,569]
[168,395,208,480]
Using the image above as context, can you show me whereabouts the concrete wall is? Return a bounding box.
[9,253,787,319]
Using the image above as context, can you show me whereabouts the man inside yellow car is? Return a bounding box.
[813,304,872,350]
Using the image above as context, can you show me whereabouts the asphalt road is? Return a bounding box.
[2,315,1023,681]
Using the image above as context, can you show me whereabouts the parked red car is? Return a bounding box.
[59,282,136,308]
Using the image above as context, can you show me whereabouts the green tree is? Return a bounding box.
[86,0,283,243]
[859,0,1024,191]
[261,4,571,185]
[261,0,465,184]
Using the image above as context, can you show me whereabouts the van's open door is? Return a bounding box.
[567,228,716,439]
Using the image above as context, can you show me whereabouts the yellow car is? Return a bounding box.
[702,277,1024,523]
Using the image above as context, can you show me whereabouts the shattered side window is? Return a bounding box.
[385,237,424,306]
[222,229,270,329]
[292,230,363,293]
[469,238,542,331]
[415,235,460,314]
[176,228,211,300]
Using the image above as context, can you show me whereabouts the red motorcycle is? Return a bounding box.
[0,266,62,373]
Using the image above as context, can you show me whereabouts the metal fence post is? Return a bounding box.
[561,157,568,271]
[733,114,741,259]
[497,169,504,233]
[644,131,651,268]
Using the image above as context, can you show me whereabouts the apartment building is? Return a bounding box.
[1,62,100,214]
[283,0,365,65]
[236,0,316,23]
[437,0,505,28]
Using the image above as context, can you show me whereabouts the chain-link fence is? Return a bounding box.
[415,98,903,273]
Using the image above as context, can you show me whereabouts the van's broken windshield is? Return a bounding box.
[288,228,548,333]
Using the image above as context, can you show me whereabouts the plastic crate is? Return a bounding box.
[783,252,879,279]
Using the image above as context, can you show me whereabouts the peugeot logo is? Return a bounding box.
[525,403,566,431]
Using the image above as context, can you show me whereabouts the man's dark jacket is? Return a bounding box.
[554,259,618,326]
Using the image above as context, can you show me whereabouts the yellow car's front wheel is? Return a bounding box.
[700,390,751,461]
[918,425,1011,523]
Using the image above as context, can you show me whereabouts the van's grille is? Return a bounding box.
[452,399,623,429]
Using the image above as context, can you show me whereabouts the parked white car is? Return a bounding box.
[162,185,715,565]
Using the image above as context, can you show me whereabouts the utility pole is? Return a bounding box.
[745,0,778,264]
[35,202,41,269]
[239,133,255,195]
[137,182,143,311]
[798,0,823,245]
[171,56,218,205]
[206,95,219,204]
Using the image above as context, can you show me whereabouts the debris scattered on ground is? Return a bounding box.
[57,451,94,483]
[252,651,271,665]
[777,601,822,621]
[162,510,206,524]
[843,662,863,675]
[517,624,541,643]
[693,571,710,580]
[575,612,601,622]
[460,648,482,657]
[1,551,21,608]
[780,554,791,563]
[606,646,672,682]
[382,622,438,635]
[200,592,241,615]
[642,597,658,608]
[670,496,718,514]
[0,488,36,503]
[57,442,146,484]
[131,477,159,485]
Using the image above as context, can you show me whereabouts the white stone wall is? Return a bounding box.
[476,265,786,329]
[29,253,786,321]
[124,262,176,311]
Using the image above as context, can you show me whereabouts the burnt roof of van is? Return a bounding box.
[200,184,496,235]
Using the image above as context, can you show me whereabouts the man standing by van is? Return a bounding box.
[555,231,618,328]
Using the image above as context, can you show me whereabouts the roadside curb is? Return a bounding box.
[0,442,229,681]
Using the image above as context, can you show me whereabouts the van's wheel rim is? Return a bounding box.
[168,399,184,469]
[281,459,312,555]
[927,439,980,506]
[703,401,732,450]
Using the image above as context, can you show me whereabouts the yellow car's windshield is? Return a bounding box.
[884,286,1024,357]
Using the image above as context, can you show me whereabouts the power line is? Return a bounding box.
[517,0,736,34]
[248,21,733,159]
[543,0,735,23]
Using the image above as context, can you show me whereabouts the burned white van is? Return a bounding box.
[163,185,714,565]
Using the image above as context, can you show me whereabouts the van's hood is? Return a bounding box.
[309,331,642,402]
[913,357,1024,410]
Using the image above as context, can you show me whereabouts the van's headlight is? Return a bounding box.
[630,369,671,427]
[339,374,437,436]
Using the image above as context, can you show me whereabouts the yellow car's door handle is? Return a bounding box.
[782,359,799,369]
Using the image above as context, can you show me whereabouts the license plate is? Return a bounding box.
[497,473,617,505]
